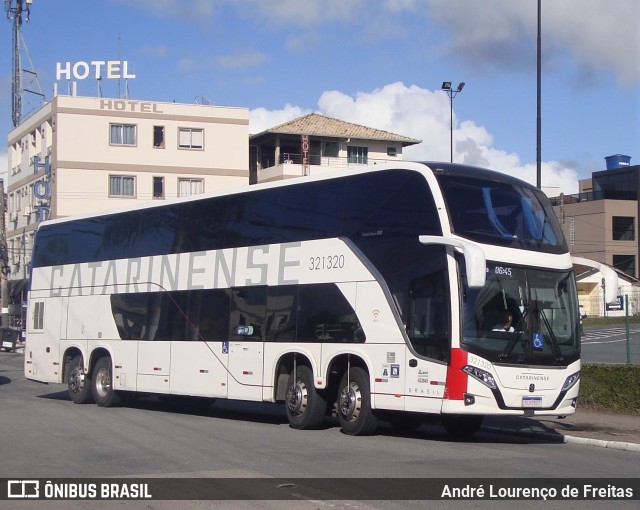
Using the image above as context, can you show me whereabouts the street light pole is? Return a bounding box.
[441,81,465,163]
[536,0,542,188]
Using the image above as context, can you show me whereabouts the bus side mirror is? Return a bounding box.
[419,235,486,288]
[571,256,619,305]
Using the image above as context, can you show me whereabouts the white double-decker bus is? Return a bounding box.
[24,162,617,437]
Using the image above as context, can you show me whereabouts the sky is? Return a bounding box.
[1,0,638,194]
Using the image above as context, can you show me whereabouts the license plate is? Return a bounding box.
[522,396,542,408]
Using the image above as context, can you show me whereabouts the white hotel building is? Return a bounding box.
[5,94,249,326]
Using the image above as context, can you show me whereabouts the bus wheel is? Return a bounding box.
[285,365,326,430]
[441,414,484,439]
[66,355,94,404]
[92,357,121,407]
[337,367,379,436]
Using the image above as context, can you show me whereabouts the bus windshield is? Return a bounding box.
[460,261,580,365]
[435,173,567,254]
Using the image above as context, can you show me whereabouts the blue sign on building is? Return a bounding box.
[605,296,624,312]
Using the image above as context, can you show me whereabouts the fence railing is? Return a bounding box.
[581,294,639,364]
[258,153,398,170]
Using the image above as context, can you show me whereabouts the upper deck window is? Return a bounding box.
[436,174,567,254]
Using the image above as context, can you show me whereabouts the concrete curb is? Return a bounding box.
[484,426,640,453]
[562,434,640,453]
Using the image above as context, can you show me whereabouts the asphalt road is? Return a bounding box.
[581,325,640,363]
[1,352,638,509]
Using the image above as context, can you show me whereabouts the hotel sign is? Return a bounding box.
[56,60,136,81]
[301,135,310,176]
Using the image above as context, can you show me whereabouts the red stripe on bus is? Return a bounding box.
[445,348,468,400]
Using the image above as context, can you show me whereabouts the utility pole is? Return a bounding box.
[5,0,32,127]
[0,179,9,328]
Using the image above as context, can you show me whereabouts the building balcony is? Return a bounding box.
[256,152,401,182]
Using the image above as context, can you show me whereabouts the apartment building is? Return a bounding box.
[551,159,640,315]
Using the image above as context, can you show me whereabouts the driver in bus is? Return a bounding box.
[492,310,515,332]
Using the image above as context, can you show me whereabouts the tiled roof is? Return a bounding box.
[252,113,421,146]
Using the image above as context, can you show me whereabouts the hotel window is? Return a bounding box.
[347,146,368,164]
[612,254,635,277]
[109,175,136,197]
[178,128,204,150]
[323,141,339,158]
[153,126,165,148]
[110,123,137,146]
[178,178,204,197]
[153,176,165,199]
[612,216,635,241]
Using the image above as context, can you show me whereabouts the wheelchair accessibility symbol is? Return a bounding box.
[532,333,544,351]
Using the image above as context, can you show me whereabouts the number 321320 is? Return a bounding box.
[309,254,345,271]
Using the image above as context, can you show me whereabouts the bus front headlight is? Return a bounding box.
[463,365,497,389]
[562,371,580,392]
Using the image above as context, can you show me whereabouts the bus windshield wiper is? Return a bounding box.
[499,303,530,360]
[538,308,564,363]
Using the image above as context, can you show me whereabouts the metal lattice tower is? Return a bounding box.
[5,0,31,127]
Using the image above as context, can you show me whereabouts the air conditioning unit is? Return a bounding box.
[23,206,32,217]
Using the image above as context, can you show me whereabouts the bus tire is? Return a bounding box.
[285,365,326,430]
[66,354,94,404]
[92,357,121,407]
[441,414,484,438]
[337,367,379,436]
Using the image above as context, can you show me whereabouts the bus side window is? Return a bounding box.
[228,287,266,341]
[266,286,298,342]
[297,284,364,343]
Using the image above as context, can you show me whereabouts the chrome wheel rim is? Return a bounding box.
[339,381,361,422]
[286,380,308,416]
[69,366,84,394]
[94,366,111,398]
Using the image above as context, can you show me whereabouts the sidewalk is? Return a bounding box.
[483,408,640,452]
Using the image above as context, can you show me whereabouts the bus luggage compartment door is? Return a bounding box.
[137,341,170,393]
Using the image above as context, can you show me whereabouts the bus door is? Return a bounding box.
[404,273,450,413]
[226,287,265,400]
[25,296,63,383]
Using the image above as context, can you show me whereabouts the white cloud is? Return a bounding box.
[138,45,167,59]
[425,0,639,86]
[249,103,312,135]
[116,0,638,85]
[111,0,216,20]
[250,82,579,194]
[214,52,267,70]
[233,0,366,26]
